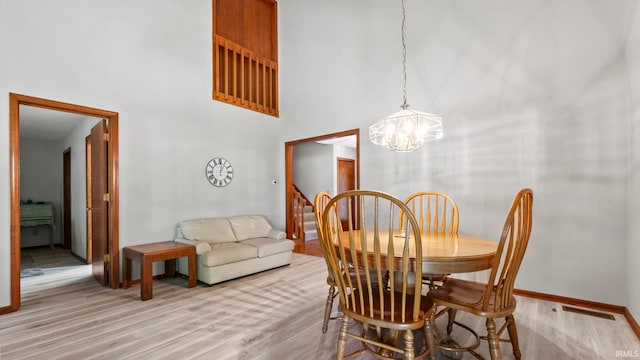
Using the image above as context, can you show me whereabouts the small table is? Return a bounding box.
[123,241,196,301]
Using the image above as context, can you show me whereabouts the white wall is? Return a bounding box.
[293,142,334,198]
[280,0,635,306]
[0,0,283,307]
[19,138,62,246]
[58,117,103,259]
[293,143,357,199]
[1,0,638,313]
[626,1,640,323]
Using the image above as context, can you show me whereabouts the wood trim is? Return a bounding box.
[70,250,89,265]
[9,94,20,312]
[513,288,626,314]
[212,0,278,117]
[292,184,313,207]
[515,288,639,340]
[285,144,293,237]
[85,136,93,264]
[624,308,640,340]
[8,93,120,313]
[284,129,360,240]
[63,148,72,249]
[108,113,120,290]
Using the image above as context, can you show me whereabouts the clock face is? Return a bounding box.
[206,157,233,187]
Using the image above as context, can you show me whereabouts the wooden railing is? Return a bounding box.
[213,35,279,117]
[292,185,311,242]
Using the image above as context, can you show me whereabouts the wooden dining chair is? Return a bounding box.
[400,191,459,235]
[428,188,533,360]
[321,190,436,360]
[315,191,383,335]
[399,191,460,289]
[314,191,338,334]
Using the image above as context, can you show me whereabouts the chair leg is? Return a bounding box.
[485,318,502,360]
[337,315,349,359]
[446,308,457,334]
[505,314,521,360]
[322,285,335,334]
[403,329,415,360]
[425,312,437,360]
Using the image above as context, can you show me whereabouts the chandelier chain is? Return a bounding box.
[401,0,408,109]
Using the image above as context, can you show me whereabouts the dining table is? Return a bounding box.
[334,230,498,275]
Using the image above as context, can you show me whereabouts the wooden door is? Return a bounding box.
[91,120,109,285]
[337,158,356,229]
[85,136,93,264]
[63,148,71,249]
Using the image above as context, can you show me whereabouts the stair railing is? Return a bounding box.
[292,185,312,242]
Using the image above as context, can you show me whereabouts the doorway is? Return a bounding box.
[8,93,120,313]
[284,129,360,239]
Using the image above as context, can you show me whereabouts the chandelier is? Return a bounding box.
[369,0,443,152]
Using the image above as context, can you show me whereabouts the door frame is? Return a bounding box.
[85,135,93,264]
[63,147,72,249]
[284,129,360,239]
[8,93,120,313]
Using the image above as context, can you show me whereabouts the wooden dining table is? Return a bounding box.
[334,230,498,275]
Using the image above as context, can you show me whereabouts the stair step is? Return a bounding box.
[304,221,316,231]
[305,230,318,241]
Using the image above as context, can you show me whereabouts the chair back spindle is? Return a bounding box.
[483,188,533,312]
[323,190,424,325]
[401,191,459,234]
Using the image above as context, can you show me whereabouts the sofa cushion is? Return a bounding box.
[229,215,273,241]
[200,242,258,267]
[178,218,237,244]
[239,238,295,258]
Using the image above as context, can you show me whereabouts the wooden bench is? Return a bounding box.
[123,241,196,300]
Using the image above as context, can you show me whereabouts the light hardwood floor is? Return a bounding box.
[2,247,639,359]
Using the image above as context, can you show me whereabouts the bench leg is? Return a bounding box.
[123,256,132,288]
[165,259,176,278]
[188,254,197,288]
[141,256,153,301]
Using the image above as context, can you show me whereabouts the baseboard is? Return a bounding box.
[625,308,640,340]
[70,250,88,264]
[0,305,12,315]
[514,288,639,340]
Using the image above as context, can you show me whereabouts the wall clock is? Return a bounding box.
[206,157,233,187]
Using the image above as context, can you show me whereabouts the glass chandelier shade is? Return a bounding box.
[369,106,443,152]
[369,0,443,152]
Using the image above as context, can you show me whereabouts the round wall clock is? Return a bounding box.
[206,157,233,187]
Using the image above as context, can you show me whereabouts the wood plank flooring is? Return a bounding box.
[2,246,638,359]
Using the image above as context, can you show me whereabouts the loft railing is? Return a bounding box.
[213,35,279,117]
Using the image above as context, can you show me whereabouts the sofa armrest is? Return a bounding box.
[267,229,286,240]
[175,238,211,255]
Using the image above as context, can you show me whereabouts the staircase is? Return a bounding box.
[302,205,318,241]
[293,185,318,242]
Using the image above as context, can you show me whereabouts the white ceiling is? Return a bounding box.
[315,135,357,148]
[19,106,93,141]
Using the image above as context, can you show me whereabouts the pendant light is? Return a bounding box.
[369,0,443,152]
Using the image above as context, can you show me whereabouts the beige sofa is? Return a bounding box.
[174,215,295,285]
